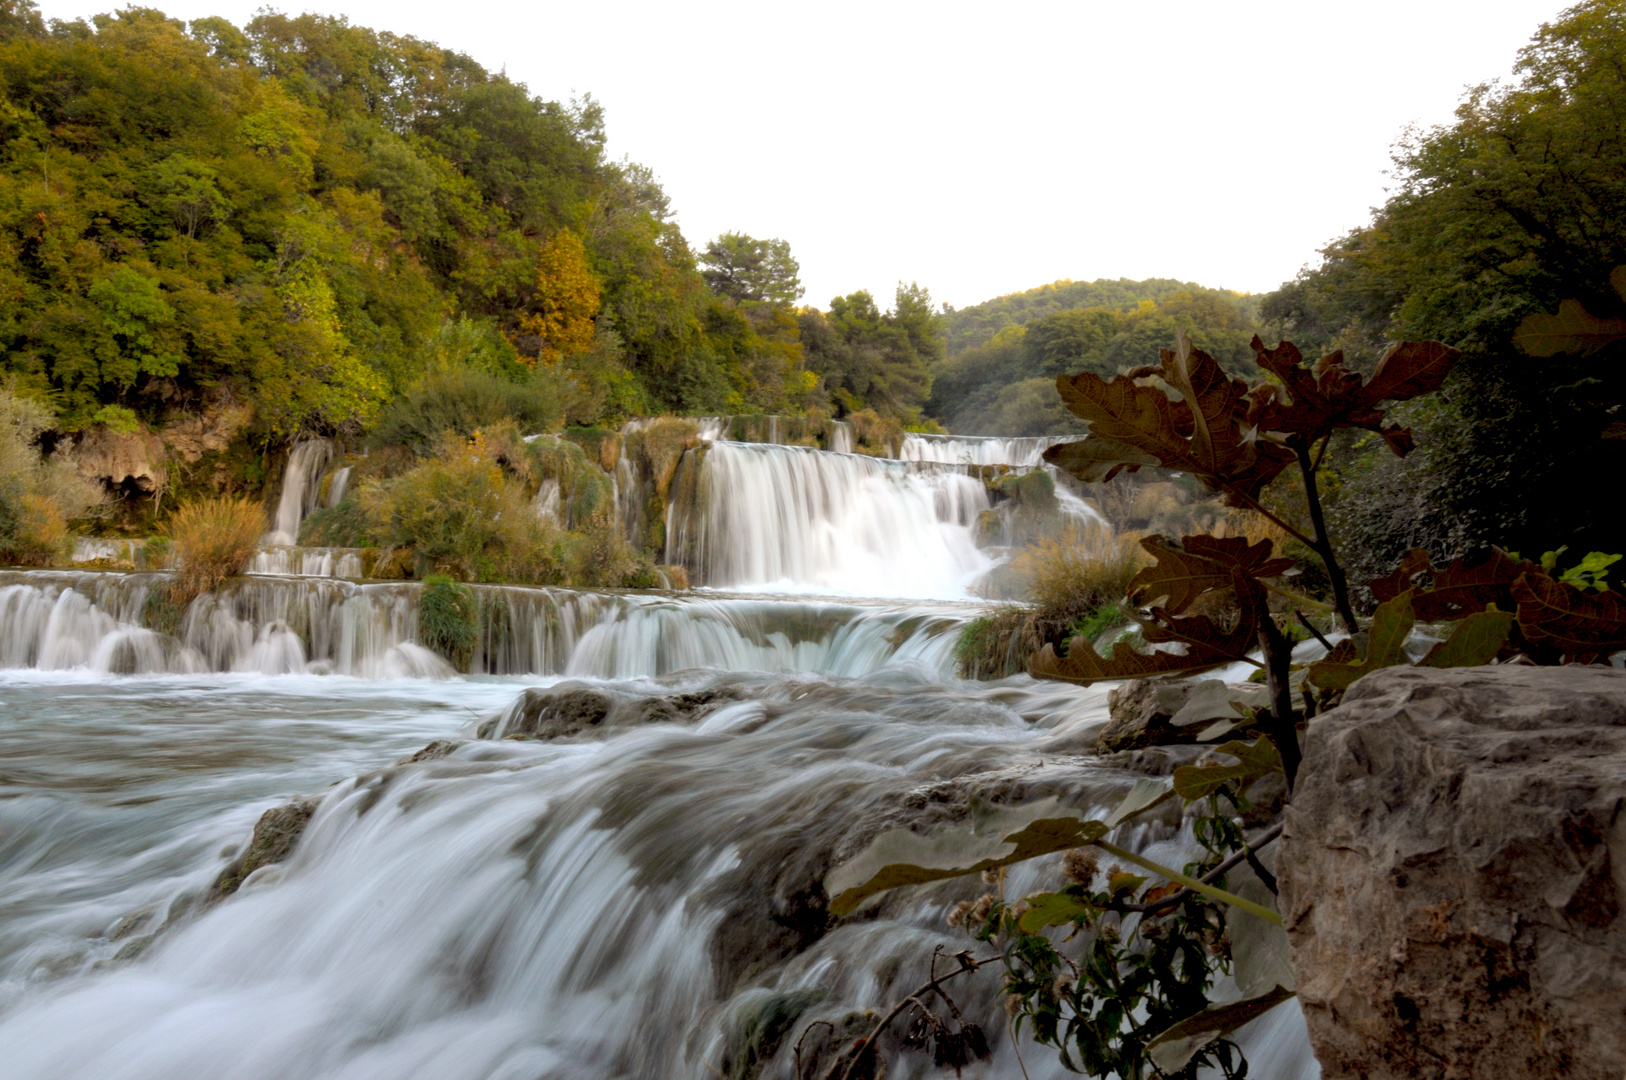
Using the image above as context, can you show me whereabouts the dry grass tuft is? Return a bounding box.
[169,496,264,600]
[1008,522,1147,611]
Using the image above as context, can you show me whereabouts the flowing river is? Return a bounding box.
[0,427,1319,1080]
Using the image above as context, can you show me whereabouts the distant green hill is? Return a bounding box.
[941,278,1255,356]
[928,279,1258,436]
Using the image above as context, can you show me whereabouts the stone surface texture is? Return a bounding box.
[1279,665,1626,1079]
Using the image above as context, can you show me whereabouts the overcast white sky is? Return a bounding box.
[46,0,1574,309]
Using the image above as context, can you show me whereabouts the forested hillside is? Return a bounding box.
[926,282,1257,434]
[0,2,946,453]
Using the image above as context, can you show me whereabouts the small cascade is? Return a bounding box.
[263,439,334,546]
[666,442,993,599]
[0,571,974,679]
[899,431,1069,467]
[826,419,854,454]
[324,465,352,507]
[248,547,366,579]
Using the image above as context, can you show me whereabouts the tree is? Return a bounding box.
[699,232,803,305]
[1258,0,1626,570]
[518,228,601,364]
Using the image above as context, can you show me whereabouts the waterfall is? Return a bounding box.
[0,571,974,679]
[264,439,334,546]
[826,419,854,454]
[0,667,1317,1080]
[665,442,994,599]
[325,465,352,507]
[898,432,1069,467]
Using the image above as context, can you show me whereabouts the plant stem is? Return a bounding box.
[1094,841,1282,925]
[1294,442,1358,635]
[1257,609,1301,792]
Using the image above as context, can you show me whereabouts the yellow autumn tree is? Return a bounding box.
[519,229,601,364]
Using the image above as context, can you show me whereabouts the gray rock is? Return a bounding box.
[1098,679,1202,751]
[1278,665,1626,1079]
[481,683,747,740]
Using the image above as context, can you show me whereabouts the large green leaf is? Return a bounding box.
[1144,986,1297,1074]
[1418,608,1514,668]
[1017,891,1098,934]
[1305,592,1416,691]
[1226,878,1294,995]
[824,799,1109,916]
[1171,738,1282,802]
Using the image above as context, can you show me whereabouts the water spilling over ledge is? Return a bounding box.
[0,570,975,680]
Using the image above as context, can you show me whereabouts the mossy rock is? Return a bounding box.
[213,796,320,897]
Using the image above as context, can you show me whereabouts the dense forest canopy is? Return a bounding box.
[1258,0,1626,571]
[925,284,1258,435]
[0,0,946,444]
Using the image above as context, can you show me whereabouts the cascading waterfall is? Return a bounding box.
[263,439,335,546]
[325,465,352,507]
[0,413,1320,1080]
[0,668,1317,1080]
[665,442,994,599]
[0,571,974,680]
[899,431,1069,467]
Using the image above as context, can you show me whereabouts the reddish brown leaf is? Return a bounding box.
[1046,331,1294,505]
[1419,548,1542,622]
[1369,549,1432,603]
[1361,341,1461,404]
[1510,573,1626,664]
[1512,298,1626,357]
[1247,336,1459,457]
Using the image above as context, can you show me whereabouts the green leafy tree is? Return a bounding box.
[699,231,803,305]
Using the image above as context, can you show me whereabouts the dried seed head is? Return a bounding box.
[1051,974,1073,998]
[981,868,1002,886]
[1011,899,1033,920]
[946,899,974,929]
[1140,920,1164,941]
[1061,848,1098,886]
[1005,992,1024,1017]
[1099,923,1120,945]
[969,894,995,924]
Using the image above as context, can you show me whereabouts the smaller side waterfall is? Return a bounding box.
[324,465,352,507]
[263,440,334,546]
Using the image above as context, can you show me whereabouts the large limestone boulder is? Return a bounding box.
[1279,665,1626,1079]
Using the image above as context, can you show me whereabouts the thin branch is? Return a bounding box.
[828,952,995,1080]
[1096,840,1282,924]
[1294,610,1333,650]
[1119,823,1284,915]
[1261,579,1335,613]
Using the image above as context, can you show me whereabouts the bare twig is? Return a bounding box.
[827,951,994,1080]
[1295,610,1333,650]
[794,1021,834,1079]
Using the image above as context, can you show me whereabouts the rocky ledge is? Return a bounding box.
[1279,665,1626,1079]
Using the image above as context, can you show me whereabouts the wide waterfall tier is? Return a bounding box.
[898,431,1070,467]
[0,571,972,679]
[665,442,995,600]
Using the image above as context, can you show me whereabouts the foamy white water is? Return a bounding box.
[263,440,334,547]
[0,668,1317,1080]
[898,432,1069,467]
[666,442,994,599]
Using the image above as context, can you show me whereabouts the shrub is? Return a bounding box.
[419,574,478,669]
[372,365,568,451]
[362,434,564,584]
[954,606,1039,679]
[0,388,102,565]
[167,496,265,600]
[1007,522,1145,611]
[299,497,373,547]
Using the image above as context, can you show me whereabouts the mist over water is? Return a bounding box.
[0,419,1319,1080]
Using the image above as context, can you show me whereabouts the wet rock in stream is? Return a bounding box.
[211,796,321,898]
[479,682,747,740]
